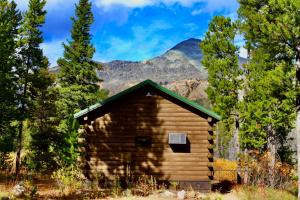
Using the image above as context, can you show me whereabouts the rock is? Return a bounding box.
[196,193,207,199]
[161,190,176,197]
[186,191,196,199]
[177,190,186,200]
[11,182,25,197]
[122,189,132,197]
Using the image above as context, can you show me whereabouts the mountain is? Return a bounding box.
[97,38,205,93]
[97,38,245,101]
[50,38,246,105]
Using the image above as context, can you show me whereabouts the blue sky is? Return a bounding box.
[15,0,241,66]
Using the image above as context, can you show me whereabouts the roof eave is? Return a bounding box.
[74,79,221,121]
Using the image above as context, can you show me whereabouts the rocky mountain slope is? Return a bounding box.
[97,38,206,94]
[50,38,246,104]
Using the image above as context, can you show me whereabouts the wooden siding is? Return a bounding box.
[79,88,214,182]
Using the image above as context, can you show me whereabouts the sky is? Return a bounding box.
[14,0,242,67]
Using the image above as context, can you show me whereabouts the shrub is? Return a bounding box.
[239,151,294,188]
[214,158,238,182]
[131,175,158,196]
[51,167,85,195]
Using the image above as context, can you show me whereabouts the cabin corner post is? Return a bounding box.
[77,116,91,179]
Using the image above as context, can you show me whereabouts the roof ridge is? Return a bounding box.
[74,79,221,120]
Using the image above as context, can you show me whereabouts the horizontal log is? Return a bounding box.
[97,112,202,118]
[80,159,212,165]
[81,134,210,141]
[83,152,211,156]
[84,170,211,181]
[83,157,210,163]
[81,130,210,137]
[84,168,210,177]
[79,146,212,154]
[81,139,210,145]
[85,165,211,172]
[95,121,210,127]
[96,115,207,122]
[83,143,212,149]
[91,127,212,132]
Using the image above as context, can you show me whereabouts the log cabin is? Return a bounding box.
[74,79,221,192]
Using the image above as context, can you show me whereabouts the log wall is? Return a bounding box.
[78,87,214,188]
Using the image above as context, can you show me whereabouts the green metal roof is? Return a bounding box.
[74,79,221,121]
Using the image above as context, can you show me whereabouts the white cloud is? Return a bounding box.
[95,0,155,8]
[95,0,238,13]
[191,9,202,15]
[14,0,76,11]
[94,20,176,61]
[41,39,65,66]
[202,0,238,13]
[94,0,202,8]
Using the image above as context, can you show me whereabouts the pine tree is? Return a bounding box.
[238,0,298,187]
[15,0,50,177]
[56,0,107,166]
[0,0,21,169]
[27,72,60,171]
[200,16,242,160]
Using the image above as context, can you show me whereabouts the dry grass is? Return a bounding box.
[0,171,297,200]
[0,186,297,200]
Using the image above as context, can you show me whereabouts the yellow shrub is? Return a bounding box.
[214,159,238,182]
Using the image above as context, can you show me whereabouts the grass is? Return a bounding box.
[233,186,297,200]
[0,186,297,200]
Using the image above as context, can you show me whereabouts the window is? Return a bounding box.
[169,133,190,153]
[168,133,187,144]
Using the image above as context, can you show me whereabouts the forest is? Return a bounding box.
[0,0,299,199]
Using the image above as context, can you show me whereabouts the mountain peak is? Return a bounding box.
[166,38,202,61]
[170,38,201,50]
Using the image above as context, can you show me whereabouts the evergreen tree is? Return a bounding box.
[27,72,60,171]
[0,0,21,169]
[200,16,242,160]
[15,0,50,177]
[57,0,107,166]
[238,0,298,187]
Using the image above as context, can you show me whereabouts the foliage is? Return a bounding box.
[51,166,85,195]
[131,175,158,196]
[56,117,80,167]
[57,0,100,88]
[200,16,242,160]
[237,0,298,188]
[56,0,107,167]
[239,151,294,188]
[26,81,60,172]
[0,0,21,168]
[200,16,241,119]
[214,158,238,182]
[14,0,51,176]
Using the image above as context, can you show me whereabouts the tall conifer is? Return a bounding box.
[200,16,242,160]
[0,0,21,168]
[238,0,297,187]
[15,0,50,177]
[57,0,107,166]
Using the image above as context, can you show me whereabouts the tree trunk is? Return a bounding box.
[296,109,300,199]
[15,60,29,179]
[15,120,23,179]
[228,116,240,161]
[233,115,240,160]
[267,130,276,188]
[295,49,300,199]
[215,123,220,158]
